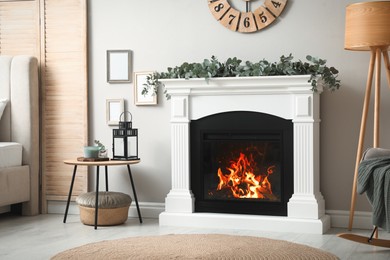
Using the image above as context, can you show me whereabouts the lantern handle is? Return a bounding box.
[119,111,132,122]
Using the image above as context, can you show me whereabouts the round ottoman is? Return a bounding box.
[76,191,132,226]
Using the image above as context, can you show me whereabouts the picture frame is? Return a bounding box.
[106,99,124,125]
[134,71,157,106]
[107,50,132,83]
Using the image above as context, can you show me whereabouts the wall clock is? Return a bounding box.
[208,0,288,33]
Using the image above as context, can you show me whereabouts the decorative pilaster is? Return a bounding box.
[287,93,325,219]
[165,95,195,213]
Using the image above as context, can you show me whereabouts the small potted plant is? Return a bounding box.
[83,145,100,159]
[94,140,107,158]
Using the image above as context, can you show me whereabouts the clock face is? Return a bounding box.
[208,0,288,33]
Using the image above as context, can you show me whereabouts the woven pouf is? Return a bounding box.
[76,191,132,226]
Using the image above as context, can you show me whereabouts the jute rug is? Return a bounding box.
[51,234,339,260]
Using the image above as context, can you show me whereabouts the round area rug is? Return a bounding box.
[51,234,339,260]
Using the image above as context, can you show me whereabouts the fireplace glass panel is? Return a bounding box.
[203,133,282,203]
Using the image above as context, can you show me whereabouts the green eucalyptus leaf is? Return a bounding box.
[142,54,341,98]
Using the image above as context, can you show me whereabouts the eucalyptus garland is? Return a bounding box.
[142,54,340,99]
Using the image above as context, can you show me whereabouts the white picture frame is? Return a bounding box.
[107,50,132,83]
[134,71,157,106]
[106,99,124,125]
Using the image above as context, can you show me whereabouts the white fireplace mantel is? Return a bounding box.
[159,75,331,234]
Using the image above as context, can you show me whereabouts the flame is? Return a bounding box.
[216,152,276,199]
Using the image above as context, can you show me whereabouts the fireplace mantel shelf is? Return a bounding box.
[161,75,322,96]
[159,76,330,234]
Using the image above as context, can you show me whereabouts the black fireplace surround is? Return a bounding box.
[190,111,293,216]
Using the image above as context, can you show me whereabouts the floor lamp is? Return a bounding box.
[345,1,390,231]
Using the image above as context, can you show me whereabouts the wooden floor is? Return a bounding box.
[0,213,389,259]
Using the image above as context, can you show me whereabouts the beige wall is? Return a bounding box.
[87,0,390,213]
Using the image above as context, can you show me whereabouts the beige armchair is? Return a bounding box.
[0,55,39,215]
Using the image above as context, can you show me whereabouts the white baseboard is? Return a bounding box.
[128,202,165,218]
[47,201,373,230]
[326,209,372,230]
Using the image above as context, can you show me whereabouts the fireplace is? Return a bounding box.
[159,76,331,234]
[191,111,293,216]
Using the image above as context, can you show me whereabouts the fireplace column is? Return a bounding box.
[287,94,325,219]
[164,94,195,213]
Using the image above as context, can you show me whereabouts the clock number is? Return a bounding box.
[238,12,257,33]
[258,11,267,23]
[271,1,281,8]
[243,17,250,27]
[229,14,237,25]
[214,3,224,12]
[208,0,230,20]
[219,7,240,31]
[253,6,276,30]
[264,0,287,17]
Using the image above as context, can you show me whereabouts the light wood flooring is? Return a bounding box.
[0,213,389,259]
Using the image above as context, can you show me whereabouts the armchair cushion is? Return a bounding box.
[362,147,390,161]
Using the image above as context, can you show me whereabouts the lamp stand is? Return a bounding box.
[348,47,390,231]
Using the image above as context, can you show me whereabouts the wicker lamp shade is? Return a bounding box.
[345,1,390,51]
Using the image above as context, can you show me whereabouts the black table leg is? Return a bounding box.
[127,164,142,223]
[105,166,108,191]
[94,166,100,230]
[63,165,77,223]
